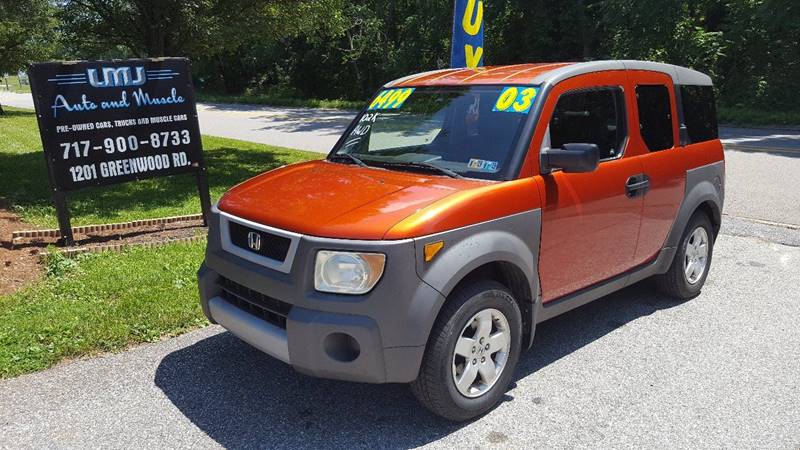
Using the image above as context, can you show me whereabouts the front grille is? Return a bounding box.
[229,221,292,262]
[218,277,292,329]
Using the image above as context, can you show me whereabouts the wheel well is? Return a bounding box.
[448,261,534,345]
[697,201,721,236]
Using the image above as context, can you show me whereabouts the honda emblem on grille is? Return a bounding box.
[247,231,262,251]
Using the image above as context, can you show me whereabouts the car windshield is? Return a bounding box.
[331,85,540,180]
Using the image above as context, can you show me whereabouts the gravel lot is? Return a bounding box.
[1,218,798,449]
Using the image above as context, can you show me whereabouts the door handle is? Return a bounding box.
[626,174,650,198]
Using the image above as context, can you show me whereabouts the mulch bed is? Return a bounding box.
[0,208,207,295]
[0,209,43,295]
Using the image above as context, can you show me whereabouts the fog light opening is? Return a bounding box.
[323,333,361,362]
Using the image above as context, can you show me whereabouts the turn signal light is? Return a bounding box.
[424,241,445,262]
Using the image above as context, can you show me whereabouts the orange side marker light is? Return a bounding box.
[424,241,445,262]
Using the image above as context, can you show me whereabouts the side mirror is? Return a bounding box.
[541,143,600,174]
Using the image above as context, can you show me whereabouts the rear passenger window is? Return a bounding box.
[549,87,626,160]
[636,85,674,151]
[680,85,718,143]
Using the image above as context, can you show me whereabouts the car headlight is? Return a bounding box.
[314,251,386,294]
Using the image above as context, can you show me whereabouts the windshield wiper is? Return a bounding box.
[378,161,464,179]
[330,154,464,179]
[329,153,368,168]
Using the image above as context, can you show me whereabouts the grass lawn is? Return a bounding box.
[0,106,319,378]
[197,91,362,111]
[0,242,207,378]
[0,75,31,94]
[717,105,800,127]
[0,107,321,227]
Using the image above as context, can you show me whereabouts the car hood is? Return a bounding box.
[217,160,489,240]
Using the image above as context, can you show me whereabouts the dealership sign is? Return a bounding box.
[29,58,211,245]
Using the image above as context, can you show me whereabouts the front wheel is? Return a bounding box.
[411,280,522,421]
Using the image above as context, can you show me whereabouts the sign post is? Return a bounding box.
[451,0,485,68]
[28,58,210,246]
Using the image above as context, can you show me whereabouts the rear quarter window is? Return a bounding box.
[680,85,719,143]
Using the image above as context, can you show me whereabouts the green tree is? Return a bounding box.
[48,0,800,115]
[594,0,725,75]
[58,0,210,58]
[718,0,800,109]
[0,0,56,113]
[58,0,349,92]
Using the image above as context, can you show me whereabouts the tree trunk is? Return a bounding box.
[0,101,5,116]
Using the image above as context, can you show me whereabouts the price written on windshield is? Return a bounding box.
[59,129,191,160]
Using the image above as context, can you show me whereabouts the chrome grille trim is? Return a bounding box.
[218,208,302,274]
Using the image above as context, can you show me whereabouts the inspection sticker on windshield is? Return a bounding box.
[468,159,499,172]
[368,88,416,110]
[493,86,538,114]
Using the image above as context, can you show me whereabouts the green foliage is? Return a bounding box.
[716,0,800,110]
[43,249,80,278]
[596,0,799,112]
[717,105,800,127]
[196,91,362,110]
[0,0,57,74]
[36,0,800,119]
[0,107,320,227]
[218,0,800,117]
[58,0,350,92]
[59,0,207,58]
[596,0,726,73]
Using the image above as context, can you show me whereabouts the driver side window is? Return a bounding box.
[549,87,627,160]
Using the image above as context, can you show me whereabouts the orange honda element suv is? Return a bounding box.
[198,61,724,421]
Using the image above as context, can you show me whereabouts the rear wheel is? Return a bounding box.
[411,280,522,421]
[656,211,715,299]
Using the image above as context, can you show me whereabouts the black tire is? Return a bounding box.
[655,211,715,299]
[410,280,522,422]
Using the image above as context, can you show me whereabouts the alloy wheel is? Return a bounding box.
[684,226,709,285]
[451,308,511,398]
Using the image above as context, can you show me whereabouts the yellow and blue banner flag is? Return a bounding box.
[451,0,485,68]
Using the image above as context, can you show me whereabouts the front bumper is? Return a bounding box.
[198,209,445,384]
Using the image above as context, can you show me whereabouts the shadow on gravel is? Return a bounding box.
[155,281,684,449]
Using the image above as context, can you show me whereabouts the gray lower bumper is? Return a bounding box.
[202,285,426,383]
[208,296,290,363]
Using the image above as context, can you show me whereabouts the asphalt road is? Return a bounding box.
[719,126,800,150]
[1,218,798,449]
[1,90,799,448]
[723,147,800,226]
